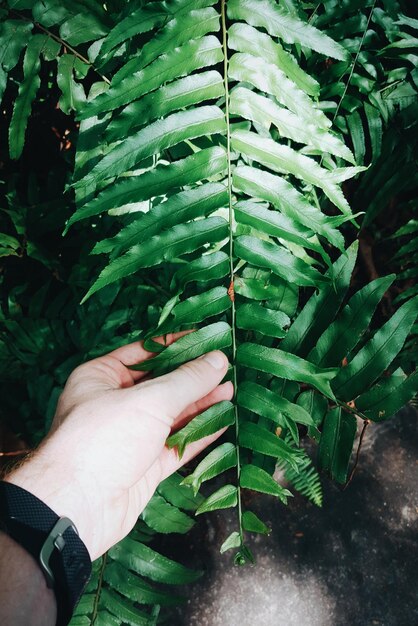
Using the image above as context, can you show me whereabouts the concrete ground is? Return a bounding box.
[160,407,418,626]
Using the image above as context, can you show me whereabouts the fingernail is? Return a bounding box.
[204,351,226,370]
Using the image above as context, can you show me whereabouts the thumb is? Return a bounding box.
[146,351,229,421]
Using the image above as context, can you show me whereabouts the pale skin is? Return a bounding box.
[0,333,233,625]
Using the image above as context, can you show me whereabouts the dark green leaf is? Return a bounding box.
[182,442,237,495]
[131,322,232,374]
[242,510,271,535]
[79,35,223,118]
[77,105,226,188]
[332,297,418,400]
[240,464,292,502]
[239,421,302,470]
[235,235,328,288]
[309,275,396,367]
[237,343,337,399]
[196,484,238,515]
[167,400,234,458]
[318,407,357,484]
[237,381,314,426]
[94,182,228,258]
[172,251,230,292]
[141,495,195,534]
[82,216,229,302]
[280,242,358,357]
[103,562,181,606]
[9,34,47,160]
[67,146,227,229]
[236,302,290,338]
[355,369,418,422]
[109,538,201,584]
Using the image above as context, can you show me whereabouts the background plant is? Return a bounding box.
[0,0,417,624]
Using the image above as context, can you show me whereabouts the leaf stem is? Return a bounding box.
[9,10,111,85]
[91,551,108,624]
[343,418,370,490]
[221,0,244,546]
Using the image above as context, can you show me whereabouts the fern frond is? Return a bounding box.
[67,0,418,562]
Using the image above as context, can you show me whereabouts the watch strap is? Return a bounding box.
[0,481,91,626]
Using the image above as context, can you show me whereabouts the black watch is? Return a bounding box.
[0,481,92,626]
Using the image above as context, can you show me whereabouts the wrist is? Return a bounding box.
[5,448,95,559]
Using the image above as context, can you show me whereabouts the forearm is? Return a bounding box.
[0,531,56,626]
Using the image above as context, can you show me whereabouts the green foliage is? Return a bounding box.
[1,0,417,622]
[69,475,202,625]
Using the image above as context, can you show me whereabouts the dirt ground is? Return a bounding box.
[160,406,418,626]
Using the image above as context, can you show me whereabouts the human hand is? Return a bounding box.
[5,333,233,560]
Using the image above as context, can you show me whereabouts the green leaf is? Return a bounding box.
[235,235,328,289]
[232,165,345,250]
[231,129,353,215]
[240,464,292,502]
[82,216,229,302]
[67,146,227,229]
[332,297,418,400]
[280,242,358,357]
[277,442,323,506]
[79,35,223,118]
[239,422,302,471]
[166,287,231,329]
[237,343,337,399]
[228,22,319,96]
[99,4,167,57]
[230,86,354,163]
[296,390,327,440]
[237,381,314,426]
[236,302,290,338]
[364,102,382,162]
[196,484,238,515]
[59,12,108,46]
[157,472,203,510]
[103,561,181,606]
[318,407,357,484]
[57,54,86,115]
[130,7,220,73]
[220,531,241,553]
[109,537,201,584]
[235,269,298,317]
[77,105,226,189]
[242,510,271,535]
[167,400,234,458]
[130,322,232,373]
[106,70,224,142]
[309,275,396,367]
[227,0,348,61]
[347,110,365,165]
[355,369,418,422]
[9,34,47,160]
[182,442,237,496]
[141,494,195,534]
[172,251,230,292]
[95,182,228,258]
[234,199,326,258]
[229,50,330,131]
[0,19,33,72]
[98,588,154,626]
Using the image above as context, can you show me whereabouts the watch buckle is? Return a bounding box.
[39,517,77,588]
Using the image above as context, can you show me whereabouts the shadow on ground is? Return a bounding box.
[158,407,418,626]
